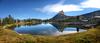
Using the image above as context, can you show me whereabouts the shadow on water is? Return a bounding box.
[51,22,88,32]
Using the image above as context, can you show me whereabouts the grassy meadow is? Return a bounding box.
[0,24,100,43]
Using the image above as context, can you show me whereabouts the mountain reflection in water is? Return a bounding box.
[14,23,86,36]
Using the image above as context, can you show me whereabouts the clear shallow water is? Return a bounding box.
[14,23,86,36]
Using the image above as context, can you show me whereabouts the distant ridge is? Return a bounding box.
[79,10,100,20]
[49,10,100,21]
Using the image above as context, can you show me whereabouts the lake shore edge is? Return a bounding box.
[0,23,100,43]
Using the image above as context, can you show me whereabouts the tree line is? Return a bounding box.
[0,15,15,26]
[0,15,42,26]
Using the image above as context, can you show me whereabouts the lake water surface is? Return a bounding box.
[14,23,86,36]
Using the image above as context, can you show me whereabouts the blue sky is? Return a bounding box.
[0,0,100,20]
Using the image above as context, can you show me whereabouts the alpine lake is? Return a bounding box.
[12,22,89,36]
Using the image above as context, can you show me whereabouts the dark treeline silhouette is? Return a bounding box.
[0,15,42,26]
[0,15,15,25]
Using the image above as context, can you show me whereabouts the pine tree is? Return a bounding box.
[3,15,15,24]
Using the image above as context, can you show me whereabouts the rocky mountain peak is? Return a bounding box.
[58,10,64,15]
[50,10,68,20]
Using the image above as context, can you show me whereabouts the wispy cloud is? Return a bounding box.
[81,0,100,8]
[36,0,100,13]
